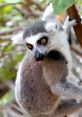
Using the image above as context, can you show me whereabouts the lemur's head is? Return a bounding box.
[23,4,69,63]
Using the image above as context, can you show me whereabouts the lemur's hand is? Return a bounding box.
[63,16,77,30]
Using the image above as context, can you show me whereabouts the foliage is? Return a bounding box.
[3,0,82,15]
[50,0,75,14]
[0,43,24,80]
[0,91,14,105]
[0,3,22,27]
[0,1,45,116]
[49,0,82,14]
[4,0,20,3]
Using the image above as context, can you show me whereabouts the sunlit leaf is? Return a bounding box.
[2,43,13,52]
[4,0,21,3]
[14,53,24,62]
[0,91,14,105]
[0,67,16,80]
[3,5,13,13]
[76,0,82,6]
[50,0,75,14]
[0,0,4,2]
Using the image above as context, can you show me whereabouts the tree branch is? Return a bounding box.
[67,4,82,48]
[70,46,82,57]
[0,27,21,35]
[26,0,44,11]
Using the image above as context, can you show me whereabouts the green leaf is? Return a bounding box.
[3,43,13,52]
[0,67,16,80]
[76,0,82,5]
[50,0,75,14]
[14,53,24,62]
[4,0,21,3]
[0,91,14,105]
[0,0,4,2]
[3,5,13,13]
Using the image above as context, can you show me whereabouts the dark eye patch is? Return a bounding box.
[26,43,33,50]
[37,36,48,45]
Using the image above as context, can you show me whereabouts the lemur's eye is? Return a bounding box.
[26,43,33,50]
[38,36,48,45]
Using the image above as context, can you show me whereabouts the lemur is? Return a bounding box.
[15,4,82,117]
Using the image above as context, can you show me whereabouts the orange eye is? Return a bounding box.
[26,43,33,50]
[41,38,47,44]
[40,37,48,45]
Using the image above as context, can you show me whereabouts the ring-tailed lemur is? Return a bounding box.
[15,4,82,117]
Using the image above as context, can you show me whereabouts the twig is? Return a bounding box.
[10,103,24,115]
[0,27,21,35]
[70,46,82,57]
[0,3,19,8]
[15,3,41,18]
[26,0,44,11]
[15,6,40,18]
[0,35,12,42]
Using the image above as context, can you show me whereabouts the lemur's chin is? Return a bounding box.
[35,55,45,63]
[47,50,67,63]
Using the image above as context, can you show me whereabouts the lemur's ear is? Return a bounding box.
[42,4,55,22]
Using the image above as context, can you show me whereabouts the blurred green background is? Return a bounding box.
[0,0,47,117]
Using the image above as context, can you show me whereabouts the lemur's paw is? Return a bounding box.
[66,16,77,26]
[63,16,77,28]
[68,19,77,26]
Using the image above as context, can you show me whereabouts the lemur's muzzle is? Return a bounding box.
[34,50,45,61]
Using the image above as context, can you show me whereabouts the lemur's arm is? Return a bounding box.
[63,17,76,36]
[54,99,82,117]
[51,78,82,100]
[36,100,82,117]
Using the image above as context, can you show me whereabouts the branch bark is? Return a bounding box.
[70,46,82,57]
[0,27,21,35]
[67,4,82,48]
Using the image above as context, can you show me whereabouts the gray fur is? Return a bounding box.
[15,51,82,117]
[23,21,47,39]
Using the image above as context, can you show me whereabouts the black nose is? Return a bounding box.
[34,50,45,61]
